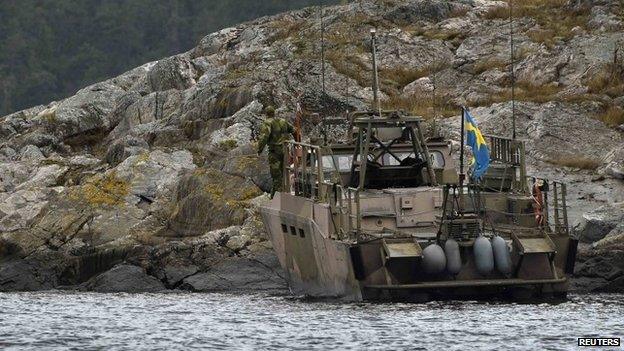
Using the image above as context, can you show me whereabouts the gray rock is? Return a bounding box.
[165,168,259,237]
[105,136,150,166]
[16,164,67,190]
[574,203,624,243]
[383,0,456,24]
[225,234,251,252]
[114,150,196,200]
[193,27,239,57]
[587,6,623,32]
[0,146,17,161]
[179,253,286,292]
[403,77,434,96]
[110,89,183,138]
[573,248,624,292]
[19,145,45,162]
[86,264,165,293]
[163,265,199,287]
[35,82,124,141]
[148,55,197,91]
[21,132,58,148]
[0,260,55,291]
[0,188,53,232]
[0,162,30,192]
[603,145,624,180]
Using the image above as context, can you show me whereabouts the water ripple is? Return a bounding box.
[0,292,622,350]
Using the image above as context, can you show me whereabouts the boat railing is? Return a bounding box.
[284,141,326,200]
[485,135,528,193]
[527,177,570,236]
[284,141,362,239]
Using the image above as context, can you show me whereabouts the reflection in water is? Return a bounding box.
[0,292,622,350]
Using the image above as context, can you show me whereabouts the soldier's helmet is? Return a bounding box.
[264,105,276,118]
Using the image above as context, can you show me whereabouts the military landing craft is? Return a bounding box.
[258,31,578,302]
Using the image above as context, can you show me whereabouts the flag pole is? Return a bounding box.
[459,106,465,187]
[459,107,466,213]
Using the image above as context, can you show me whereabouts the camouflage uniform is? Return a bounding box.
[257,107,295,197]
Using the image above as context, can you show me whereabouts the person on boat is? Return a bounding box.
[257,105,296,198]
[532,178,545,227]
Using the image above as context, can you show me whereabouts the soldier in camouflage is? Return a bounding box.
[257,106,296,198]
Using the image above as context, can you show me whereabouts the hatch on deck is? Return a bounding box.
[512,232,556,254]
[382,239,423,259]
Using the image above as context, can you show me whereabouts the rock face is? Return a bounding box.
[179,253,286,292]
[1,0,623,293]
[85,264,166,293]
[571,203,624,292]
[574,203,624,243]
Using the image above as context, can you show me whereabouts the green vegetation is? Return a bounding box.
[481,0,590,48]
[218,139,239,151]
[0,0,339,116]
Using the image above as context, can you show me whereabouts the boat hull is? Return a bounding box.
[259,193,575,302]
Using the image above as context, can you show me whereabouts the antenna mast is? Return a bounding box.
[509,0,516,140]
[370,28,381,116]
[320,3,326,96]
[319,2,327,144]
[432,61,438,136]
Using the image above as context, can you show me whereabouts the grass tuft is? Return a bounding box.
[382,91,459,120]
[379,62,449,90]
[473,58,508,75]
[326,51,370,88]
[473,80,562,106]
[596,105,624,127]
[549,156,602,170]
[587,62,624,98]
[480,0,590,46]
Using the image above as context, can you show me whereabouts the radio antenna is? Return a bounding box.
[370,28,381,116]
[509,0,516,140]
[320,3,326,96]
[319,2,327,144]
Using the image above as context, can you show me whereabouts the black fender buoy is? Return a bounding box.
[423,244,446,274]
[444,239,462,275]
[474,236,494,275]
[492,235,512,275]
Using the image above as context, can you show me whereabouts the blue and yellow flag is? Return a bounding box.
[464,109,490,179]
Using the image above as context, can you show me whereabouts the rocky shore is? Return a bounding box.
[1,0,623,293]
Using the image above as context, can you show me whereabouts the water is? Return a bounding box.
[0,292,622,351]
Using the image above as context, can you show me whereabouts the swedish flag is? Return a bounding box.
[464,108,490,179]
